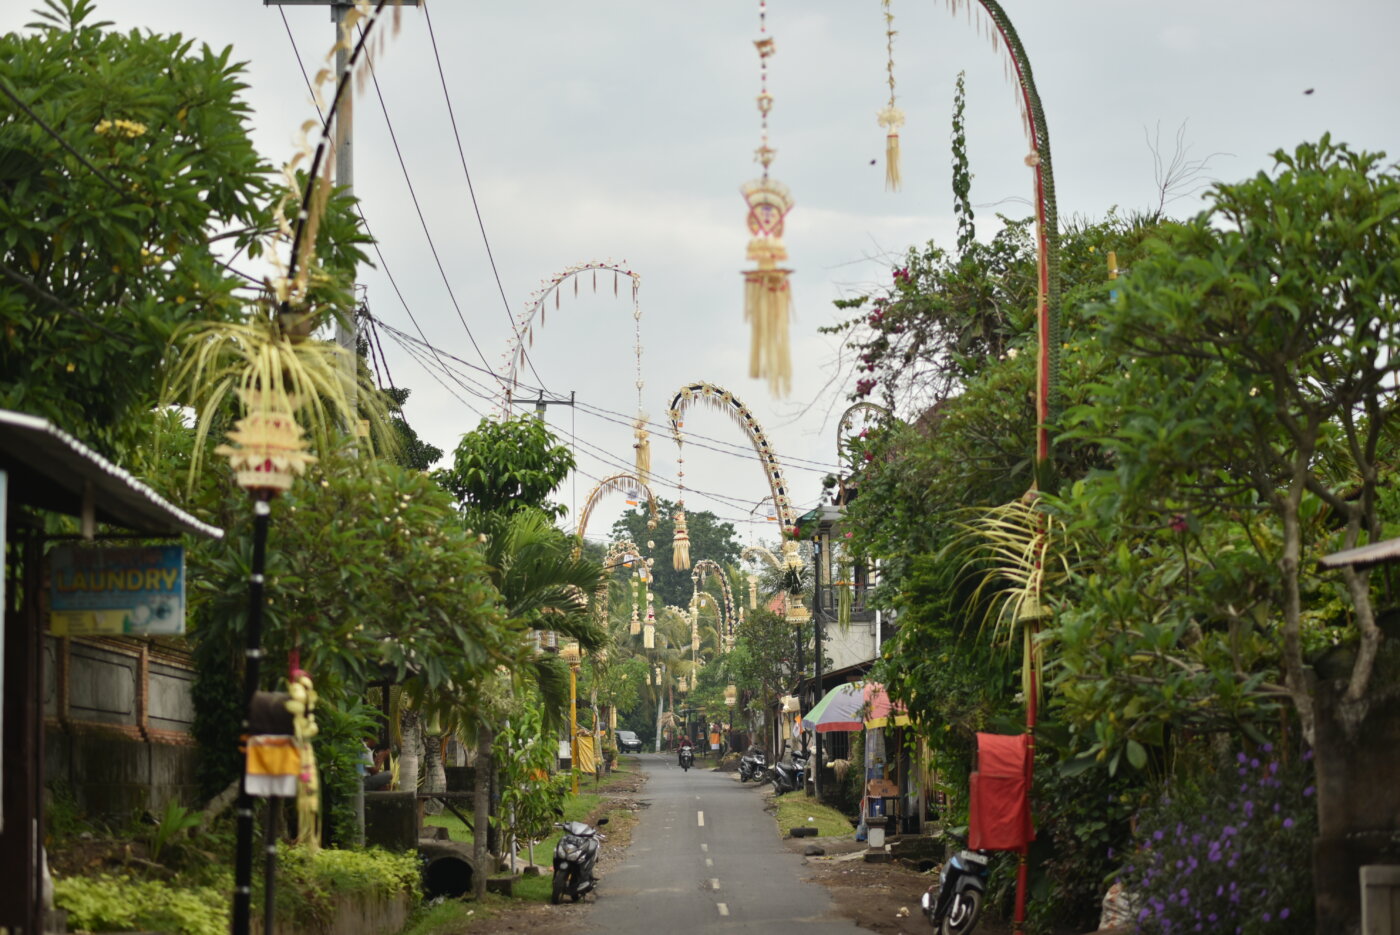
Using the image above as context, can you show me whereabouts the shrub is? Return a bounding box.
[54,874,228,935]
[274,845,421,929]
[1120,744,1315,934]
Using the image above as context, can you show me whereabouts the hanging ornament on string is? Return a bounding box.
[672,434,691,569]
[741,0,794,397]
[643,592,656,649]
[629,577,642,635]
[876,0,904,191]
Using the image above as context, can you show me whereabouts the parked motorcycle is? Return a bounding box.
[920,839,989,934]
[679,745,694,771]
[768,746,809,794]
[738,747,767,782]
[550,816,609,904]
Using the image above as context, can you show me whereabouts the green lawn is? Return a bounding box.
[771,793,855,839]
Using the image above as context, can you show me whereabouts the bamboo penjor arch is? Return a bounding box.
[502,261,644,406]
[690,559,737,647]
[573,473,659,558]
[930,4,1060,930]
[666,381,797,527]
[940,0,1060,476]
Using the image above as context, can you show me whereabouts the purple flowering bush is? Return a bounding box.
[1120,745,1316,934]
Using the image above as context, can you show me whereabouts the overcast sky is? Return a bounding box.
[7,0,1399,548]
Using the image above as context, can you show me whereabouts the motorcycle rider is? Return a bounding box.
[678,735,694,767]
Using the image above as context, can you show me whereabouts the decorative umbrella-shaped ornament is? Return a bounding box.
[741,1,794,397]
[876,0,904,191]
[216,390,316,493]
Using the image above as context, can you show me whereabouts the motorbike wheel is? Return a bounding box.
[551,869,569,905]
[940,889,983,935]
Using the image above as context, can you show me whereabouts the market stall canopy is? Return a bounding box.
[0,410,221,539]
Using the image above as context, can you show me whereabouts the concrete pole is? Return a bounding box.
[331,3,358,418]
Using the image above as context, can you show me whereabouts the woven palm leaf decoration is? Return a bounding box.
[876,0,904,191]
[741,0,794,397]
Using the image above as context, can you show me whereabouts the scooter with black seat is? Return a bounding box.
[550,816,609,904]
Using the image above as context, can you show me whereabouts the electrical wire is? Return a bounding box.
[358,26,499,377]
[363,310,844,474]
[421,0,550,395]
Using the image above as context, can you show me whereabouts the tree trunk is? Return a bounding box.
[398,710,422,795]
[654,693,665,752]
[473,724,494,901]
[423,734,445,816]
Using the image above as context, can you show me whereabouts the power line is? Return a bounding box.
[421,0,550,395]
[372,318,800,518]
[279,8,492,423]
[363,310,843,474]
[359,27,498,377]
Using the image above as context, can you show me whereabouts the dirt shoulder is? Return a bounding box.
[452,760,649,935]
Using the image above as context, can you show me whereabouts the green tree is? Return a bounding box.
[611,498,741,608]
[435,415,575,519]
[1062,137,1400,930]
[0,0,269,454]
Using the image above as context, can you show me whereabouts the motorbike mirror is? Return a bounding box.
[554,807,566,817]
[596,817,610,826]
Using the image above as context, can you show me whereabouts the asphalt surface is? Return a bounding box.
[585,752,866,933]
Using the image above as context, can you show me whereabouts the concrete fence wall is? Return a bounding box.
[43,635,200,817]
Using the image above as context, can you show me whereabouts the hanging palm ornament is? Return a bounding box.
[629,575,642,636]
[643,584,656,649]
[741,0,795,397]
[876,0,904,191]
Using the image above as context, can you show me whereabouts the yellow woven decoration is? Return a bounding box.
[742,178,794,396]
[878,1,904,192]
[742,5,793,397]
[633,416,651,483]
[672,509,691,571]
[286,674,320,851]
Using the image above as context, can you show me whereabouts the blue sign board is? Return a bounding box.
[49,544,186,636]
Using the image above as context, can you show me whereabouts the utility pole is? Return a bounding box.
[264,0,421,419]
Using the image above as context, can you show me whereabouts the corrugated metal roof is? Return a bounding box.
[1318,537,1400,569]
[0,410,222,539]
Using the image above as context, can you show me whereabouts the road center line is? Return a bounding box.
[705,857,713,868]
[700,843,708,853]
[697,810,705,827]
[717,903,730,916]
[710,878,721,891]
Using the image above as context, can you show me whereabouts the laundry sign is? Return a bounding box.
[49,544,186,636]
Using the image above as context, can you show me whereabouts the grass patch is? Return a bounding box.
[771,794,855,839]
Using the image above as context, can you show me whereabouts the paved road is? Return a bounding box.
[586,752,865,934]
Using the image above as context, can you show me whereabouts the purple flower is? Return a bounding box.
[1154,829,1165,840]
[1303,785,1315,797]
[1236,752,1247,763]
[1243,801,1255,818]
[1262,743,1273,753]
[1263,912,1272,922]
[1281,908,1291,919]
[1283,817,1295,829]
[1303,748,1314,761]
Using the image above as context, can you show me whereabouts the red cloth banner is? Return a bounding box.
[967,732,1034,851]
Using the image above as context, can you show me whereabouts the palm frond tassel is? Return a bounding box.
[743,268,793,396]
[885,132,902,191]
[672,509,691,571]
[633,417,651,483]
